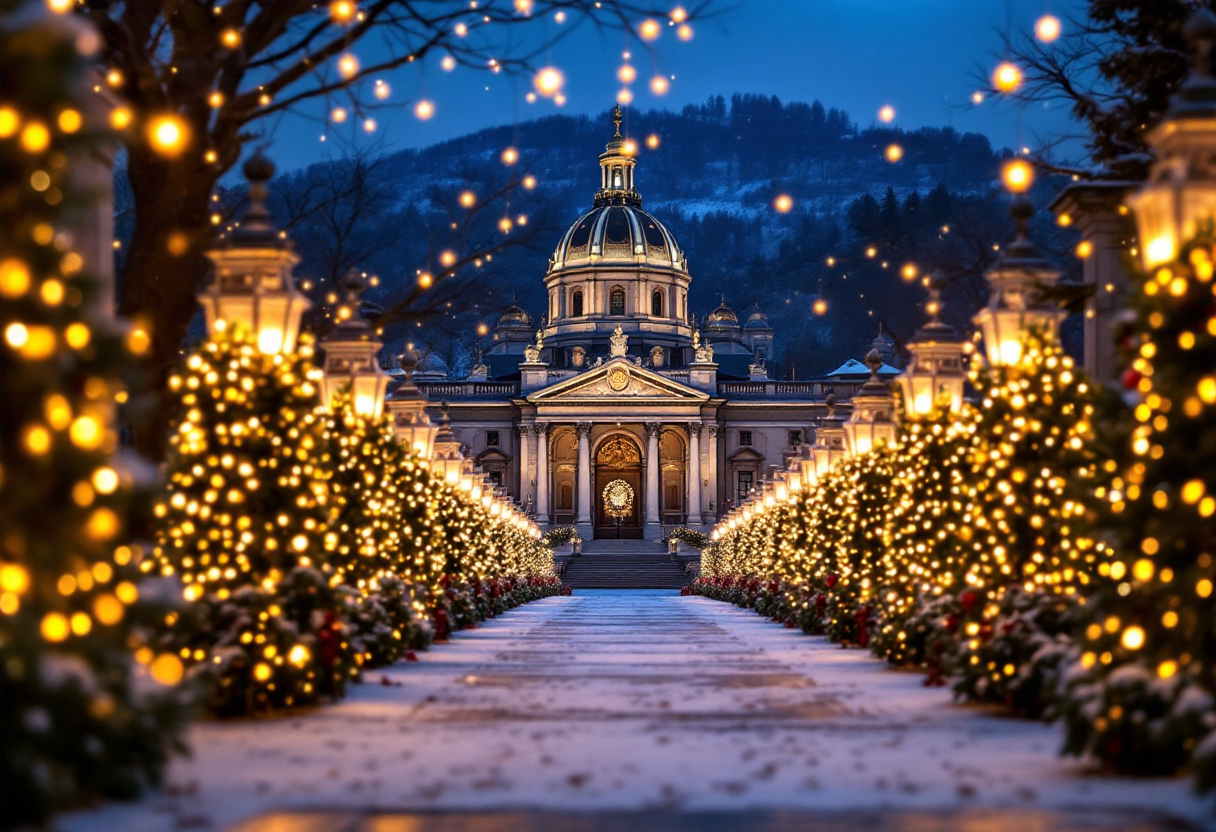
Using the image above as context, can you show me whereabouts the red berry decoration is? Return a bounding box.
[1122,367,1142,390]
[960,590,978,612]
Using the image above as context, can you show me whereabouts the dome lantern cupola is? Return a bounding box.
[596,104,640,208]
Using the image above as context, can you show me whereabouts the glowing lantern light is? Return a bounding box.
[774,194,794,213]
[337,53,360,79]
[501,146,519,165]
[618,65,637,84]
[617,88,634,105]
[199,152,311,355]
[878,104,895,123]
[221,28,242,49]
[442,55,457,71]
[331,0,356,23]
[1035,14,1061,42]
[534,67,564,97]
[638,18,662,41]
[650,76,670,95]
[1003,159,1034,193]
[973,198,1063,368]
[646,134,660,149]
[898,274,967,417]
[321,270,389,420]
[993,61,1023,92]
[972,91,985,104]
[670,6,688,23]
[386,346,439,458]
[414,99,435,120]
[677,24,694,41]
[374,80,391,100]
[1127,10,1216,270]
[885,143,903,163]
[459,190,476,208]
[843,350,897,455]
[900,263,918,281]
[813,298,828,315]
[331,107,347,123]
[147,114,188,157]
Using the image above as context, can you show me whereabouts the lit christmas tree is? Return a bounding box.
[953,196,1110,714]
[0,6,186,824]
[1059,12,1216,783]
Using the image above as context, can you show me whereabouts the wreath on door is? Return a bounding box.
[602,479,634,520]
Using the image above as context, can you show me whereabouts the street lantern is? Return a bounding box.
[898,273,967,417]
[386,345,438,458]
[807,391,850,481]
[320,270,389,420]
[973,198,1063,368]
[1127,10,1216,270]
[200,151,311,355]
[843,350,898,455]
[430,402,465,486]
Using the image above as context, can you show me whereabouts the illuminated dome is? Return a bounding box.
[497,302,532,330]
[704,299,739,332]
[549,105,685,274]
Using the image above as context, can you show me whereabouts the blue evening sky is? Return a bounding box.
[265,0,1084,171]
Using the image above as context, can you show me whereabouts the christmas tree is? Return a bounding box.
[149,326,356,715]
[1058,19,1216,773]
[0,6,185,825]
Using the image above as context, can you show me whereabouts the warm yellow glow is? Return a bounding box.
[885,144,903,163]
[47,0,74,12]
[993,61,1022,92]
[1121,626,1145,650]
[617,88,634,106]
[58,109,82,134]
[41,613,69,642]
[878,105,895,123]
[331,0,357,23]
[813,298,828,315]
[459,190,476,209]
[0,107,19,139]
[534,67,564,97]
[0,564,29,594]
[618,65,637,84]
[21,121,50,153]
[1144,236,1176,267]
[147,114,188,156]
[638,18,662,41]
[0,259,31,298]
[257,327,285,355]
[1035,14,1061,42]
[501,147,519,165]
[773,194,794,213]
[677,24,694,41]
[1002,159,1033,193]
[338,53,360,79]
[414,99,435,120]
[646,134,660,149]
[650,76,670,95]
[999,339,1023,367]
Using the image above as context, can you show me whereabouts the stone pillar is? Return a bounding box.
[575,422,593,538]
[686,422,703,525]
[707,424,720,519]
[644,422,662,539]
[517,423,532,510]
[534,423,549,523]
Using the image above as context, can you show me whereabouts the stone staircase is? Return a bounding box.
[559,540,694,590]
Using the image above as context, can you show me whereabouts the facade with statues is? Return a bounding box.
[403,107,895,540]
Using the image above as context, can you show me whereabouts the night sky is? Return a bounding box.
[266,0,1084,171]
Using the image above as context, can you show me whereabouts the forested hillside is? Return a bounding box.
[140,94,1080,377]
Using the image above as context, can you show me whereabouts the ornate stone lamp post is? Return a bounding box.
[320,270,389,420]
[897,274,968,418]
[843,350,898,456]
[429,402,466,486]
[200,151,311,355]
[973,198,1063,369]
[386,346,438,458]
[804,392,848,483]
[1127,10,1216,270]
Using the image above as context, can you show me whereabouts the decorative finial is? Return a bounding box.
[864,348,884,379]
[398,344,419,380]
[232,148,281,244]
[339,268,365,306]
[612,103,623,137]
[1010,194,1034,239]
[825,391,838,418]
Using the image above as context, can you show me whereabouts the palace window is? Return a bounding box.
[571,289,583,317]
[739,430,752,446]
[610,287,626,316]
[486,431,500,447]
[652,289,663,317]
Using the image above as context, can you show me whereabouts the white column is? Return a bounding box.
[686,422,703,525]
[644,422,661,539]
[575,422,593,537]
[517,423,531,509]
[534,423,549,522]
[707,424,720,519]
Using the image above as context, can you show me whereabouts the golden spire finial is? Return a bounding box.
[612,103,622,137]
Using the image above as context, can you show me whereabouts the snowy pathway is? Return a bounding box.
[61,592,1214,831]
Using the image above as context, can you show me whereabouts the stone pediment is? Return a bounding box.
[527,358,709,403]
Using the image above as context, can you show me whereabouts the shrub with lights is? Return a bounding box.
[1058,21,1216,782]
[149,324,358,715]
[0,8,187,825]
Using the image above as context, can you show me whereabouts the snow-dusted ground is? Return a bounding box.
[60,591,1215,831]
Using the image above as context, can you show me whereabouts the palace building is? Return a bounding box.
[404,107,892,541]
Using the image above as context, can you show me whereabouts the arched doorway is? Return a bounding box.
[594,433,643,539]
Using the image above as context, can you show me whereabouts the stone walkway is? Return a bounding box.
[60,592,1214,832]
